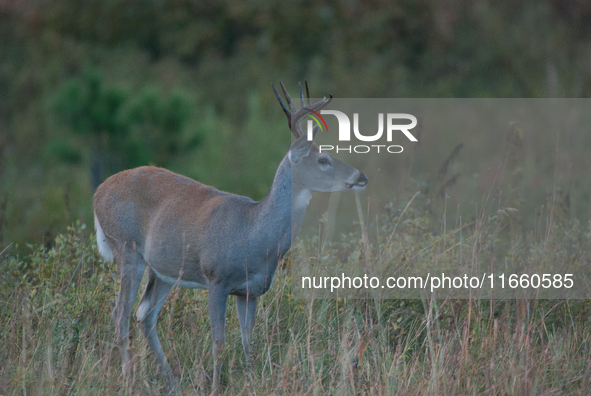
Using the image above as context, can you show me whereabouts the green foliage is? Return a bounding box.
[126,87,196,167]
[52,69,129,137]
[49,69,198,191]
[46,138,83,164]
[1,1,591,262]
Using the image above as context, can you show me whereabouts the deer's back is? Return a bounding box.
[94,167,234,265]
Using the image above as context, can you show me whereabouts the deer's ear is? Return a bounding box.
[289,135,314,164]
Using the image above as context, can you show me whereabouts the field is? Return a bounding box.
[2,199,591,395]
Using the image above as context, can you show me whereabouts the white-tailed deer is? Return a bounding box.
[93,82,367,393]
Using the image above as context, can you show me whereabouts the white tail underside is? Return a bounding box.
[94,215,114,262]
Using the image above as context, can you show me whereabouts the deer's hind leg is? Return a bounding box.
[136,268,175,390]
[111,242,146,378]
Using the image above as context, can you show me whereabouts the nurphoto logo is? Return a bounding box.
[305,110,418,154]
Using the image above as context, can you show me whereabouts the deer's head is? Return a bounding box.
[273,81,368,194]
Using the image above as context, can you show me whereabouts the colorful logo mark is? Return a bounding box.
[305,109,328,140]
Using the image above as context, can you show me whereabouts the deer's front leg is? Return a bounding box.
[208,286,228,395]
[236,295,257,370]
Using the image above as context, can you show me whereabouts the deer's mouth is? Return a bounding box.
[346,173,368,190]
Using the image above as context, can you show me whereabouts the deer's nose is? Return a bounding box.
[356,173,368,187]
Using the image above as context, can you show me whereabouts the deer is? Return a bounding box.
[93,82,368,394]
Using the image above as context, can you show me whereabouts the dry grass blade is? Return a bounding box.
[436,143,463,182]
[436,173,461,199]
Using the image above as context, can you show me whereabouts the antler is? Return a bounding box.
[272,81,332,138]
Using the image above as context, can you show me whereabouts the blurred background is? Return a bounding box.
[1,0,591,252]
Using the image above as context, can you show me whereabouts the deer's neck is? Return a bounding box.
[254,155,310,258]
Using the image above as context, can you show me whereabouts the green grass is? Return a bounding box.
[2,213,591,395]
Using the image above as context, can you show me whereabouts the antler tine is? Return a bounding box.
[307,94,333,113]
[279,82,294,114]
[273,82,301,138]
[273,81,333,139]
[272,82,291,127]
[299,82,305,109]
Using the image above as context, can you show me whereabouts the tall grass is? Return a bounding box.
[1,214,591,395]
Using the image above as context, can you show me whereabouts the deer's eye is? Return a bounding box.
[318,158,329,165]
